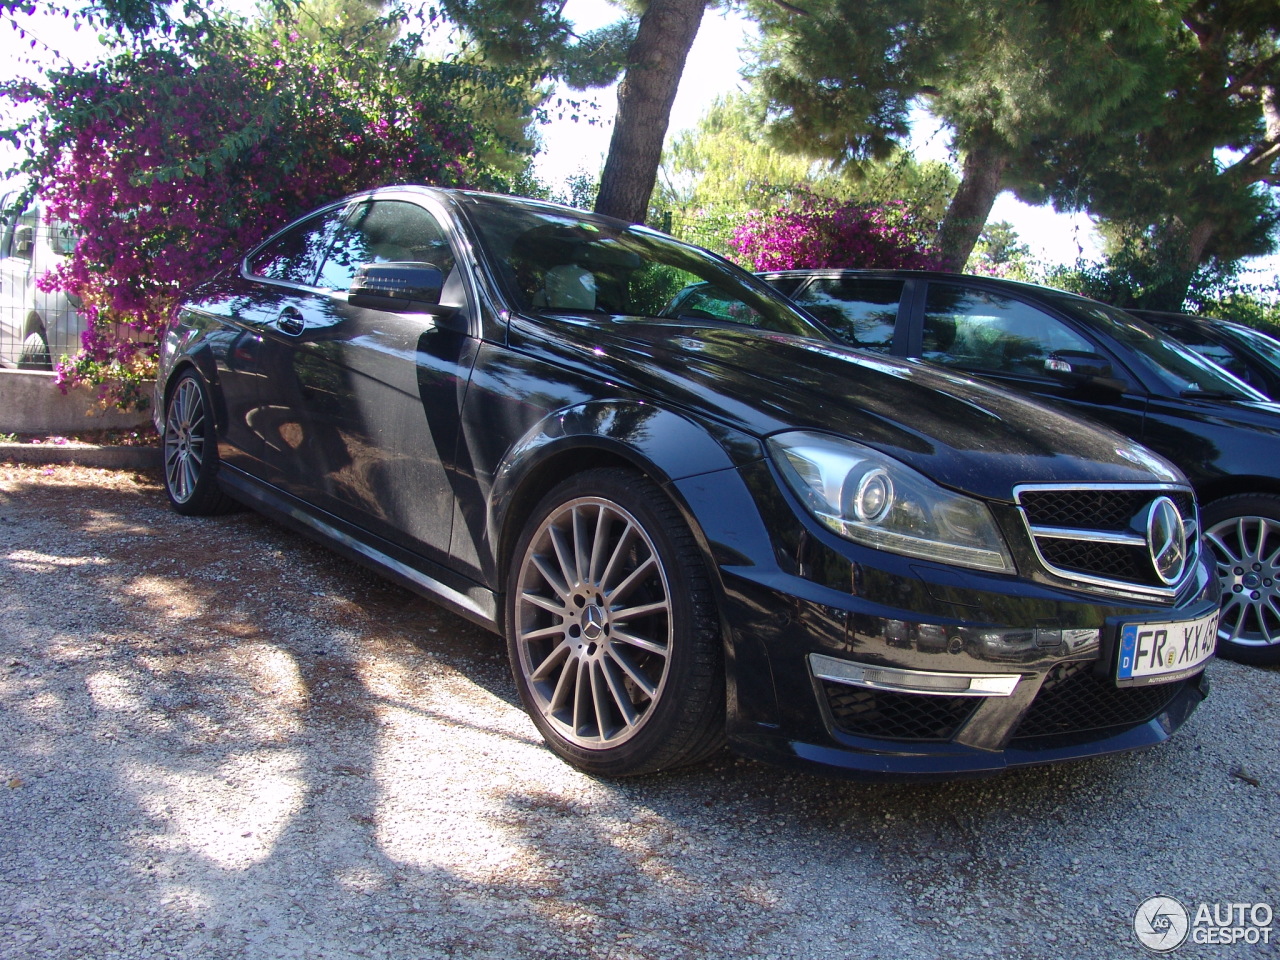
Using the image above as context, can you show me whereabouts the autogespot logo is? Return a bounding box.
[1134,896,1275,951]
[1134,897,1190,952]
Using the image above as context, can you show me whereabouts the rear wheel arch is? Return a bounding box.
[162,354,225,434]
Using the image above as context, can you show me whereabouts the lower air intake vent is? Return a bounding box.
[823,682,977,741]
[1012,660,1187,741]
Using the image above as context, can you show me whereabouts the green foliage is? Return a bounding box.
[3,3,533,407]
[439,0,635,89]
[1192,286,1280,333]
[748,0,1168,169]
[1005,2,1280,301]
[654,92,955,253]
[658,94,955,215]
[1039,231,1241,312]
[966,220,1037,281]
[257,0,399,51]
[744,0,1280,285]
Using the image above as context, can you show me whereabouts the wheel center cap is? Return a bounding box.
[581,604,606,642]
[1244,572,1261,589]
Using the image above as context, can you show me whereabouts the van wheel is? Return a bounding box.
[16,331,51,370]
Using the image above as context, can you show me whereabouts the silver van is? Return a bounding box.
[0,191,86,369]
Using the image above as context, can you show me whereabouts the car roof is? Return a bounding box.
[757,267,1106,306]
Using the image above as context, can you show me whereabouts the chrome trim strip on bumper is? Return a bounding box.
[809,653,1022,697]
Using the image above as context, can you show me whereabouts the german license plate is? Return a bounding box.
[1116,609,1218,687]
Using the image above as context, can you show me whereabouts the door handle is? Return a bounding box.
[275,307,305,336]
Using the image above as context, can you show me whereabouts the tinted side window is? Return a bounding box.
[923,284,1094,377]
[316,200,455,293]
[248,209,344,284]
[791,277,903,354]
[1149,321,1251,381]
[765,275,804,297]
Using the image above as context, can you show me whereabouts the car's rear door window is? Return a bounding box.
[247,208,346,285]
[789,276,904,353]
[922,283,1094,377]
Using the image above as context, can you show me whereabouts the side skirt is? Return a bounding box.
[216,466,501,633]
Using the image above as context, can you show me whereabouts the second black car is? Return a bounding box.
[759,269,1280,665]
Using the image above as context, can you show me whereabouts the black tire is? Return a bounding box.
[16,331,51,370]
[505,467,726,776]
[1203,493,1280,666]
[162,369,237,516]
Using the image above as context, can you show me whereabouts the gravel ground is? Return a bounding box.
[1,463,1277,960]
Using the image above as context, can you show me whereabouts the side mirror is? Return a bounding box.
[12,225,34,259]
[349,262,447,314]
[1044,350,1127,393]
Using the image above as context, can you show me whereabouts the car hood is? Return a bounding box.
[528,317,1184,502]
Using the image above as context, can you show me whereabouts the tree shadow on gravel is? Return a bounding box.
[1,465,1276,960]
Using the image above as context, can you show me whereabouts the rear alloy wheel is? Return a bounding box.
[1203,494,1280,666]
[507,468,724,776]
[162,370,236,516]
[16,331,51,370]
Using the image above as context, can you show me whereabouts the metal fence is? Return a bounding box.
[650,208,744,259]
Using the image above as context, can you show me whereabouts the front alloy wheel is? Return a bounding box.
[508,468,724,775]
[1204,494,1280,665]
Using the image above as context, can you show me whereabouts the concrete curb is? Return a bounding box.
[0,442,161,470]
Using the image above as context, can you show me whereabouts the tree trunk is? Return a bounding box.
[935,137,1010,271]
[594,0,707,224]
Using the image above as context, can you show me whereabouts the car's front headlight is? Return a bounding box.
[767,431,1014,574]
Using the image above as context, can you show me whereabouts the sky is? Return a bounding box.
[532,1,1108,266]
[2,0,1274,282]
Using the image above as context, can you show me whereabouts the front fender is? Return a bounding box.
[487,401,784,729]
[488,401,762,569]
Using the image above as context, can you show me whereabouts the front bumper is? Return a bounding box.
[674,468,1219,781]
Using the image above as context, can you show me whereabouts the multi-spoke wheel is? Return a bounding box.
[507,468,724,775]
[162,370,236,516]
[1204,494,1280,666]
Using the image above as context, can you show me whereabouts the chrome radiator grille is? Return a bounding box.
[1015,485,1199,597]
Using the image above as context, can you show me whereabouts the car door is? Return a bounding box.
[908,280,1152,444]
[254,195,478,563]
[189,205,348,474]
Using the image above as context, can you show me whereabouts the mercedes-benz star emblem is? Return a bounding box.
[582,604,606,642]
[1146,496,1187,586]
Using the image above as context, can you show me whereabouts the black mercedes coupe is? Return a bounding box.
[155,188,1218,779]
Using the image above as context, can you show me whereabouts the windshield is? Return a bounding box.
[1046,293,1265,400]
[459,196,826,339]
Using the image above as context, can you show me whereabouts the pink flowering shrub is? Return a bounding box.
[6,29,521,408]
[730,197,941,272]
